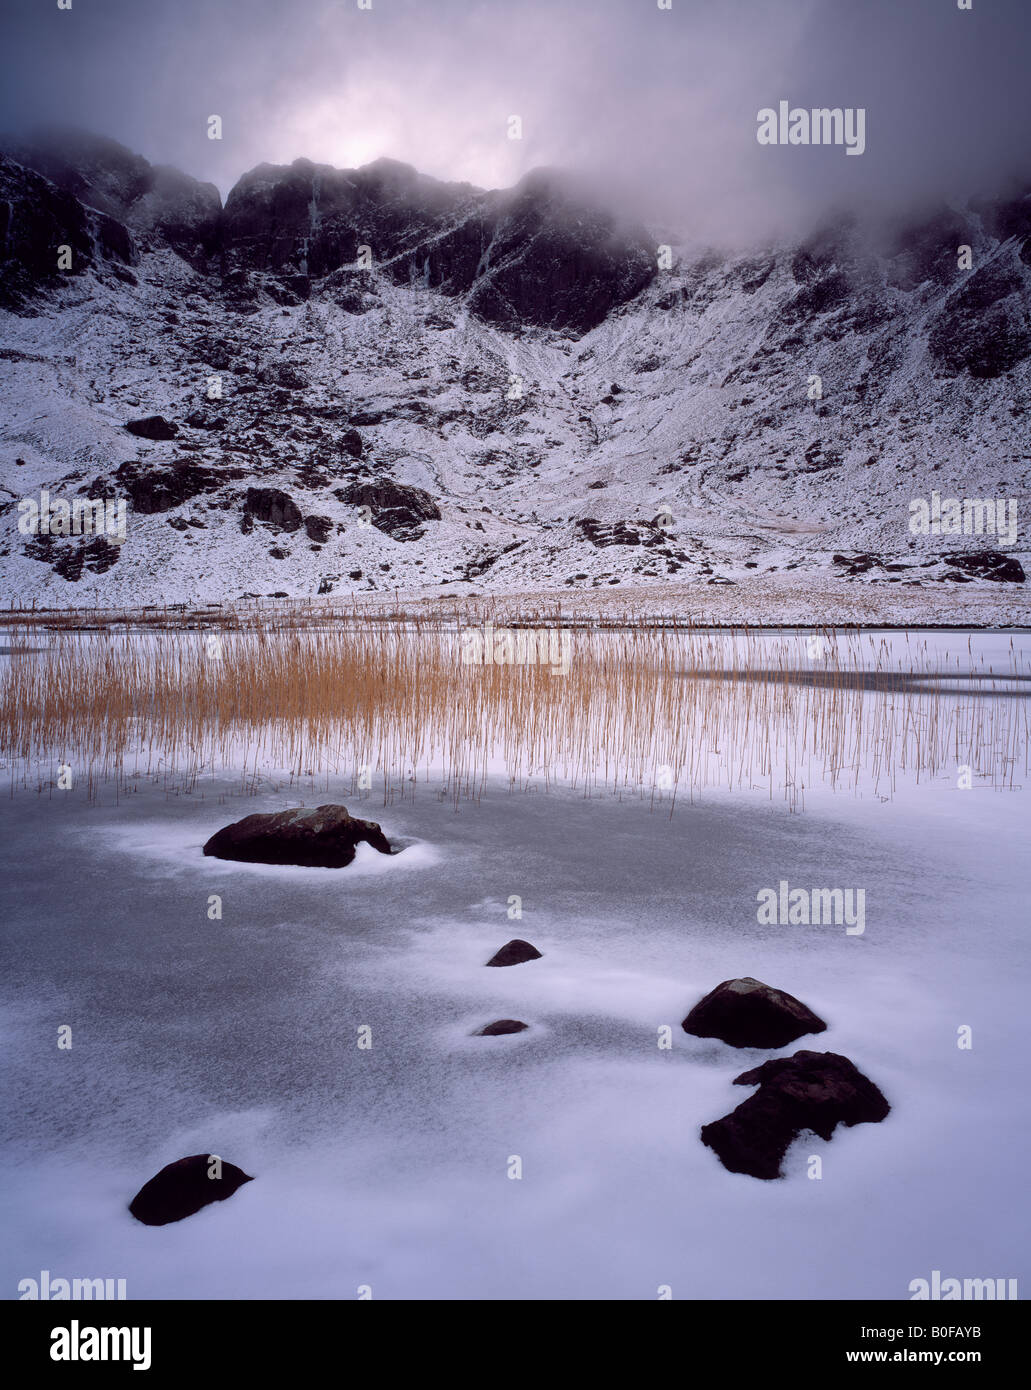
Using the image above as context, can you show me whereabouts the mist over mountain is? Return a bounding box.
[3,0,1031,248]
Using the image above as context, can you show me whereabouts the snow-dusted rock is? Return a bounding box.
[124,415,178,440]
[485,940,542,967]
[341,480,441,540]
[682,976,827,1049]
[0,154,134,310]
[113,459,240,515]
[202,804,393,868]
[242,486,303,533]
[700,1050,890,1180]
[3,129,221,269]
[128,1154,253,1226]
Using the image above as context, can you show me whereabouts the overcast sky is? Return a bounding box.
[2,0,1029,243]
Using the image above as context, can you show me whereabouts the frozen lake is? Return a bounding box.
[0,631,1028,1301]
[1,735,1028,1299]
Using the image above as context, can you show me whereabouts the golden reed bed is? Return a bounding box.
[1,620,1027,808]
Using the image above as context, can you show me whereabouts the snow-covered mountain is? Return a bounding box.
[1,130,1028,607]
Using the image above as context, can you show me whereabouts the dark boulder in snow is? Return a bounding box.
[341,479,441,541]
[475,1019,530,1035]
[486,939,542,967]
[941,551,1025,583]
[303,514,333,544]
[341,428,364,459]
[243,487,303,533]
[113,459,233,514]
[701,1050,890,1180]
[129,1154,253,1226]
[124,415,178,440]
[203,803,392,868]
[682,977,827,1049]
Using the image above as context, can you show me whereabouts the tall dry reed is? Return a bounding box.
[0,621,1026,808]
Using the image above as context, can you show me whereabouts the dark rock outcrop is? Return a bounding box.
[700,1050,891,1180]
[221,156,474,282]
[128,1154,253,1226]
[113,459,234,514]
[780,215,884,333]
[243,487,303,533]
[24,532,123,581]
[837,550,1027,584]
[53,536,122,581]
[475,1019,530,1035]
[341,480,441,541]
[883,204,976,291]
[124,415,178,441]
[485,939,542,967]
[461,168,656,336]
[927,247,1031,378]
[832,552,882,576]
[5,129,221,269]
[203,803,392,867]
[576,518,665,548]
[0,154,135,310]
[942,551,1025,583]
[682,977,827,1050]
[220,157,654,335]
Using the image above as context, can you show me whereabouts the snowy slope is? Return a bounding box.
[1,134,1029,612]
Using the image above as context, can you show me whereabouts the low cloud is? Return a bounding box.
[2,0,1029,246]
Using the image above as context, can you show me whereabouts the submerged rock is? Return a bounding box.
[475,1019,529,1035]
[485,939,542,967]
[128,1154,253,1226]
[701,1050,891,1180]
[202,803,392,867]
[681,976,827,1049]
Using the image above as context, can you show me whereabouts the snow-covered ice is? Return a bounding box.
[1,691,1027,1298]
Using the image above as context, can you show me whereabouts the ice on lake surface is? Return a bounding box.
[0,628,1028,1298]
[1,767,1028,1299]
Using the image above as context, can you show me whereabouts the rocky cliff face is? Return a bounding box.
[0,130,1028,607]
[3,129,222,270]
[220,157,655,333]
[3,132,654,332]
[0,154,135,309]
